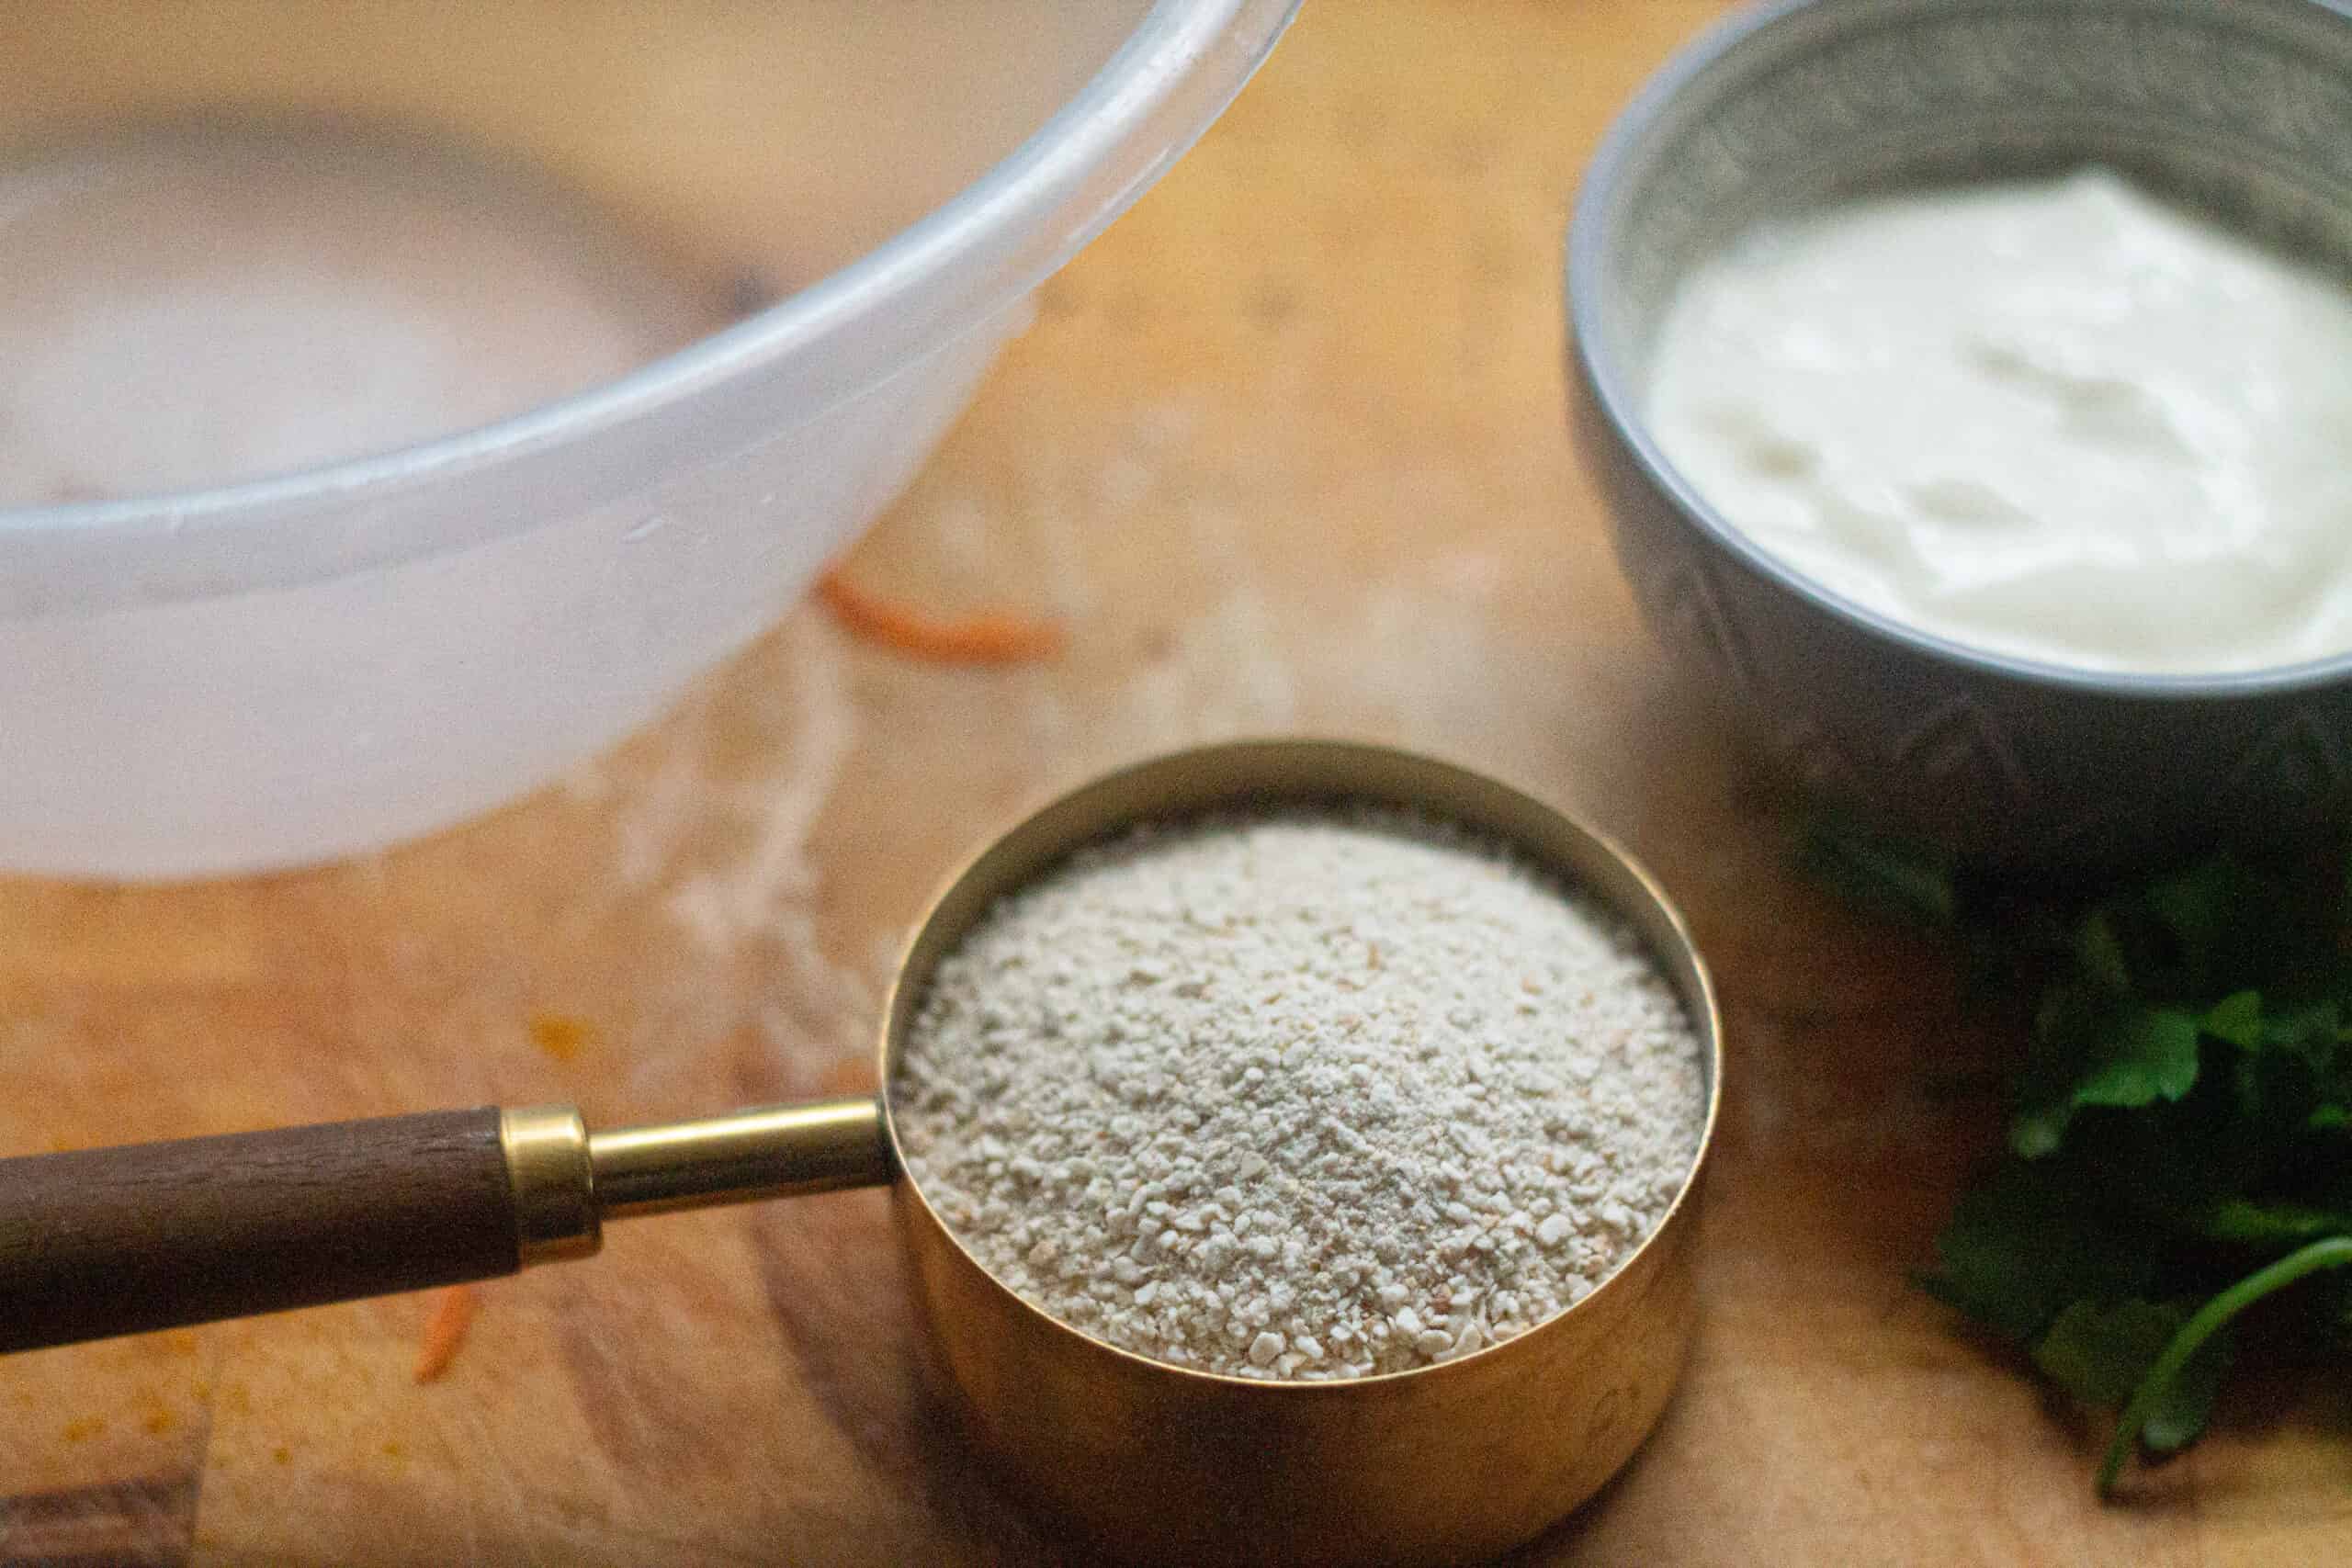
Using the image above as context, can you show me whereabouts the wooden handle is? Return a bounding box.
[0,1109,520,1352]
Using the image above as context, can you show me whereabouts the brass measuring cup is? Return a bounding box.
[0,740,1722,1566]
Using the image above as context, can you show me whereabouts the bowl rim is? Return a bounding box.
[0,0,1300,605]
[1566,0,2352,702]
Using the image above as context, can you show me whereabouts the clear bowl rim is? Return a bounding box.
[1566,0,2352,702]
[0,0,1301,608]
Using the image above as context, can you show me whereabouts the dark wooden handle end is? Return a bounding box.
[0,1109,519,1352]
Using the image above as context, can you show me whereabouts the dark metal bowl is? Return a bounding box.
[1568,0,2352,865]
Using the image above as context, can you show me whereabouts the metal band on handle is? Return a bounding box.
[500,1103,601,1265]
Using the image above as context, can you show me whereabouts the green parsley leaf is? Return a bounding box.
[2098,1237,2352,1494]
[2032,1299,2183,1407]
[1918,1158,2157,1342]
[2202,990,2263,1049]
[1795,829,2352,1493]
[2188,1198,2352,1248]
[2030,1298,2234,1458]
[2260,996,2343,1062]
[2011,1002,2203,1158]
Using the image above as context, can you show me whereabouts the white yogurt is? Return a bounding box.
[1645,169,2352,675]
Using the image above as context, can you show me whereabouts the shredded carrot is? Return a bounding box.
[815,570,1062,665]
[413,1285,480,1384]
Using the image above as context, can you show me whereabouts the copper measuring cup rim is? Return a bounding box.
[872,733,1726,1395]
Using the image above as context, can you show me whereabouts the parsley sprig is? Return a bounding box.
[1802,818,2352,1495]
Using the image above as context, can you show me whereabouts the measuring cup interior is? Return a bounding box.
[878,738,1721,1241]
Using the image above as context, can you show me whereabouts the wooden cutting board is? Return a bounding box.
[2,2,2344,1562]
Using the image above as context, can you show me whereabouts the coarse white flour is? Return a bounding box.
[893,807,1706,1381]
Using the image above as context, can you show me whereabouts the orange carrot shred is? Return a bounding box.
[815,570,1062,665]
[413,1285,480,1384]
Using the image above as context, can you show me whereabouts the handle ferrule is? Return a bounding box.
[501,1104,601,1264]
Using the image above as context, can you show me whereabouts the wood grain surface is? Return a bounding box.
[2,2,2346,1562]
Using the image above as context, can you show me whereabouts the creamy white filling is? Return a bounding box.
[1645,169,2352,675]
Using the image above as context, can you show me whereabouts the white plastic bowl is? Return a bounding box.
[0,0,1296,878]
